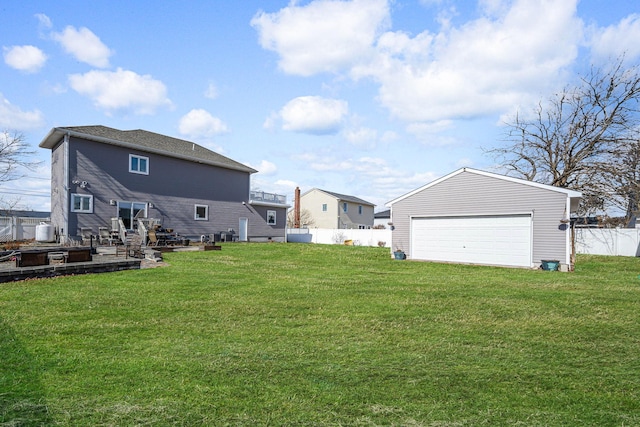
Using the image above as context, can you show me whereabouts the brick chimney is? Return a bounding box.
[294,186,301,228]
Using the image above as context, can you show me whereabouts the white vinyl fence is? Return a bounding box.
[288,227,640,256]
[0,216,51,242]
[287,228,392,248]
[575,228,640,257]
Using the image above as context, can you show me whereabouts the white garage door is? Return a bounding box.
[411,215,532,267]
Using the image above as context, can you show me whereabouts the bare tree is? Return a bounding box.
[0,130,41,183]
[487,57,640,218]
[595,134,640,224]
[286,208,315,228]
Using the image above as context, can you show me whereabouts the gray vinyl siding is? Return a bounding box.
[391,171,569,265]
[61,136,262,239]
[250,204,288,241]
[50,141,67,236]
[340,202,375,228]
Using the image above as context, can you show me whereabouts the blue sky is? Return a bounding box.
[1,0,639,212]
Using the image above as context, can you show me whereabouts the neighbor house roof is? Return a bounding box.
[0,210,50,218]
[39,125,257,174]
[387,167,582,206]
[374,209,390,219]
[304,188,375,206]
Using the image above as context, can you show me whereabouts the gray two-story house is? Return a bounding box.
[39,125,288,243]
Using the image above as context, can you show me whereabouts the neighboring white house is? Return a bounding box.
[300,188,375,229]
[387,168,581,270]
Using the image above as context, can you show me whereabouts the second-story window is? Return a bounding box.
[343,202,348,213]
[322,204,327,212]
[129,154,149,175]
[358,205,363,215]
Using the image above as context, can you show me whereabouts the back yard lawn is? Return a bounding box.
[1,243,639,426]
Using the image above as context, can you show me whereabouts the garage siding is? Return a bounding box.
[391,171,569,265]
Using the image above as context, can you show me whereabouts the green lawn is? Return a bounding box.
[1,243,639,426]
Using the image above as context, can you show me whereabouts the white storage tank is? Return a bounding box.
[35,222,55,242]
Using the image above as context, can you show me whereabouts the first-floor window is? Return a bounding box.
[195,204,209,220]
[267,210,276,225]
[71,194,93,213]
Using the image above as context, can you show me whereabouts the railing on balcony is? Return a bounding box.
[250,190,287,205]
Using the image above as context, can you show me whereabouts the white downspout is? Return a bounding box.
[62,133,70,244]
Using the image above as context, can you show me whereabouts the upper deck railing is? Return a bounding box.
[249,190,287,205]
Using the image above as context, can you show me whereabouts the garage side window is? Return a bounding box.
[266,210,276,225]
[129,154,149,175]
[195,204,208,220]
[71,194,93,213]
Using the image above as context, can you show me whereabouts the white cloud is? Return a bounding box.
[291,151,440,207]
[589,14,640,63]
[251,0,390,76]
[178,109,229,138]
[247,159,277,175]
[0,93,44,130]
[343,127,378,148]
[204,82,219,99]
[274,179,298,189]
[68,68,172,115]
[279,96,348,134]
[52,25,112,68]
[255,0,583,125]
[35,13,52,30]
[406,121,459,146]
[455,157,474,168]
[357,0,583,123]
[3,45,47,73]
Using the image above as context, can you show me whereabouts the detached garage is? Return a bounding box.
[387,168,581,270]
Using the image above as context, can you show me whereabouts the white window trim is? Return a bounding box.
[129,154,149,175]
[267,210,276,225]
[71,193,93,213]
[194,204,209,221]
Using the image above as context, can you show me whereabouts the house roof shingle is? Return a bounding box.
[310,188,375,206]
[39,125,257,173]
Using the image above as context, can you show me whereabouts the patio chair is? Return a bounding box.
[80,227,94,245]
[147,230,160,246]
[117,234,143,259]
[98,227,115,245]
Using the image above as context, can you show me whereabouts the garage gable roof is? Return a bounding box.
[387,167,582,206]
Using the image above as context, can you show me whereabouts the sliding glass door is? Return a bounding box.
[117,201,147,230]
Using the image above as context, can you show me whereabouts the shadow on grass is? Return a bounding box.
[0,315,52,425]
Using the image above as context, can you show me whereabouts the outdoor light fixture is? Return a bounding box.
[109,200,116,206]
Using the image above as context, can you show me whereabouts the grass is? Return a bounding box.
[1,243,639,426]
